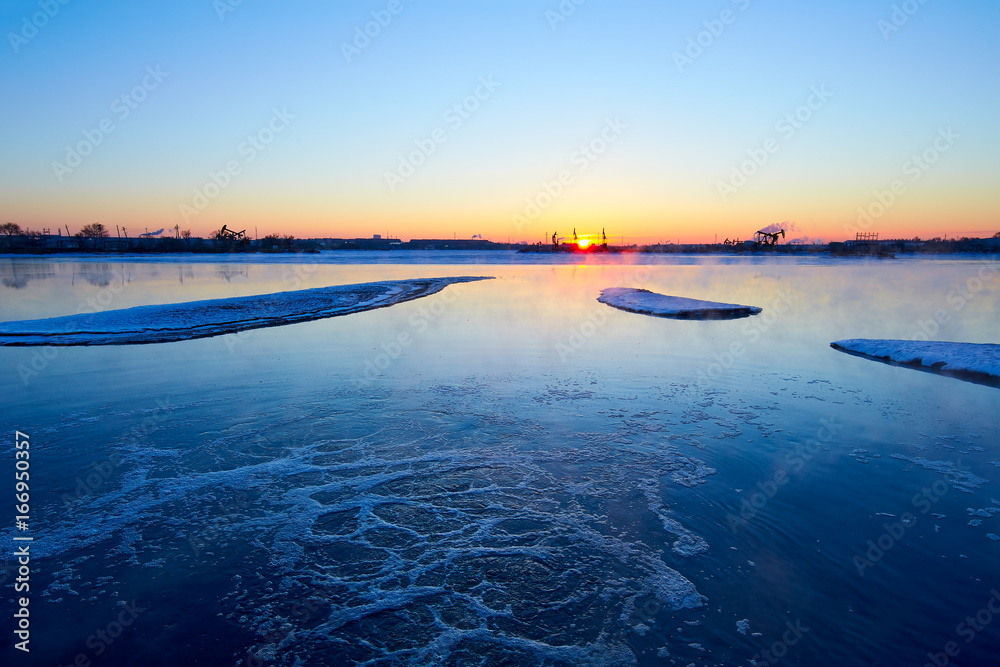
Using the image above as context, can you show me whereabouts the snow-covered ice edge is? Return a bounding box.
[598,287,762,320]
[831,339,1000,387]
[0,276,492,346]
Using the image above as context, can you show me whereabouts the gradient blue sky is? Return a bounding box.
[2,0,998,242]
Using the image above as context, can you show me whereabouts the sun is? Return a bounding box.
[578,239,590,249]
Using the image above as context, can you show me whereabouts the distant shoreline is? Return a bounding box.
[1,232,999,257]
[2,247,998,261]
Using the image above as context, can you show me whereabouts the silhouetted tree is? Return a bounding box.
[261,233,281,251]
[79,223,109,249]
[0,222,21,248]
[80,222,109,238]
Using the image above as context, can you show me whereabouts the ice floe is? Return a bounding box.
[598,288,762,320]
[831,339,1000,386]
[889,455,988,493]
[0,276,491,346]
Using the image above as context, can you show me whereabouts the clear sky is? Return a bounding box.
[2,0,998,243]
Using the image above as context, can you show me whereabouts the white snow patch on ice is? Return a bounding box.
[0,276,491,346]
[831,339,1000,385]
[598,288,761,320]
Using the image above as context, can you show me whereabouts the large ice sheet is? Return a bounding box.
[598,287,762,320]
[831,339,1000,386]
[0,276,491,346]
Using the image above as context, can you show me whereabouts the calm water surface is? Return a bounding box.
[1,253,998,666]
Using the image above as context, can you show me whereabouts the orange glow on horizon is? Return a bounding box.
[3,194,996,245]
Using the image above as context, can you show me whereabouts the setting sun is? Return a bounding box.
[578,239,591,249]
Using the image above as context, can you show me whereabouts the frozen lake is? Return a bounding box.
[1,252,999,666]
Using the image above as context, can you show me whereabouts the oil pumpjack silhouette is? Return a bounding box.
[753,228,785,248]
[551,228,608,251]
